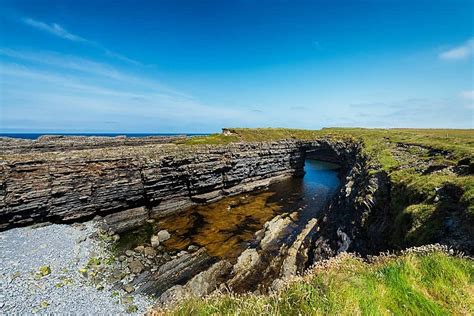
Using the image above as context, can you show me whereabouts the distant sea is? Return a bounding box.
[0,133,210,140]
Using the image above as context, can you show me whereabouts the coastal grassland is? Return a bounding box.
[168,250,474,315]
[344,129,473,247]
[181,127,473,162]
[181,128,474,248]
[179,128,351,145]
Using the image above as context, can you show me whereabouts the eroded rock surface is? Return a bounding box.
[1,139,312,230]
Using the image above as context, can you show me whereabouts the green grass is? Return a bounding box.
[179,133,241,145]
[180,128,474,248]
[180,128,355,145]
[167,128,474,316]
[169,251,474,315]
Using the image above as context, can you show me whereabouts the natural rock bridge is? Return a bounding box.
[0,135,386,303]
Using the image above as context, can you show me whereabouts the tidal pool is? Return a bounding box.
[158,159,341,259]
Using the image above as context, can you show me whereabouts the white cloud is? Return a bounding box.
[339,97,473,129]
[21,18,142,65]
[22,18,88,42]
[0,57,255,132]
[460,90,474,100]
[104,50,142,66]
[0,49,184,97]
[439,38,474,60]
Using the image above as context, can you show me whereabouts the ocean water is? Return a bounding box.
[0,133,209,140]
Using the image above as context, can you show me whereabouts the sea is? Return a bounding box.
[0,133,209,140]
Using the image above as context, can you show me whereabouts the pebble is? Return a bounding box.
[188,245,199,252]
[151,235,160,248]
[124,284,135,293]
[134,245,145,253]
[129,260,144,274]
[157,230,171,242]
[144,247,157,257]
[0,222,153,314]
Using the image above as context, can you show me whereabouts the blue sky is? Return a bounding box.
[0,0,473,133]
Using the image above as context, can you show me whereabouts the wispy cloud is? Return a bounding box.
[290,106,308,111]
[104,50,142,66]
[21,17,142,65]
[22,18,88,43]
[343,97,472,128]
[0,50,258,132]
[460,90,474,100]
[439,38,474,60]
[0,49,183,96]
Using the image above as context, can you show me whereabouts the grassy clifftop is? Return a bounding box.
[169,249,473,315]
[182,127,472,162]
[165,128,474,315]
[182,128,473,248]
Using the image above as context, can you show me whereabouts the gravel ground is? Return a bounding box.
[0,221,154,314]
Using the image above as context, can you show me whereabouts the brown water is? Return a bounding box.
[158,160,341,259]
[117,160,340,258]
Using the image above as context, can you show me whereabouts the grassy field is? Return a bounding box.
[181,128,474,248]
[164,128,474,315]
[168,250,473,315]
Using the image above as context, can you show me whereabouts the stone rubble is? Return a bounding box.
[0,221,153,314]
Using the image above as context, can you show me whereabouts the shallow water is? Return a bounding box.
[158,160,341,259]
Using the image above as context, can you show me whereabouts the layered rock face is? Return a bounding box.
[2,135,400,305]
[0,138,310,230]
[0,135,186,154]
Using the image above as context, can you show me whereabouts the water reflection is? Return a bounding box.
[159,160,341,259]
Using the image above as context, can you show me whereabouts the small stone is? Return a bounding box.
[125,250,134,257]
[134,245,145,253]
[157,230,171,242]
[119,255,127,262]
[187,245,199,252]
[177,251,188,257]
[143,247,156,257]
[123,284,135,293]
[113,234,120,242]
[151,235,160,248]
[128,260,144,274]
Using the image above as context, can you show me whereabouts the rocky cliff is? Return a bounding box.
[2,132,471,305]
[1,138,313,230]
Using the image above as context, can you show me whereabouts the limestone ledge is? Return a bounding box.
[1,139,336,230]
